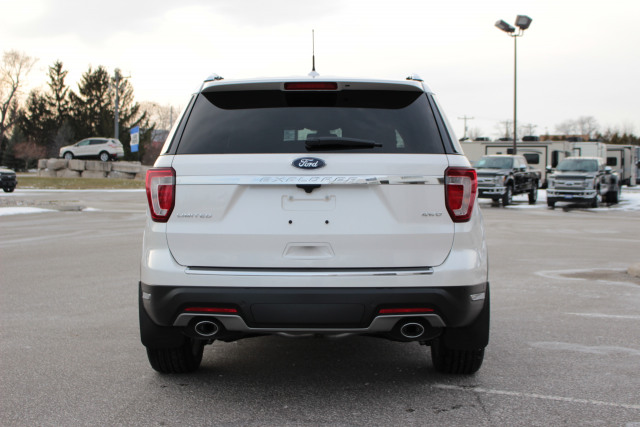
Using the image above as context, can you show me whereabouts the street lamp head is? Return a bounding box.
[495,20,516,33]
[515,15,532,30]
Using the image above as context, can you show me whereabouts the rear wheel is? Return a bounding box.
[431,339,485,375]
[146,338,205,374]
[3,187,15,193]
[430,284,489,375]
[607,184,620,204]
[547,200,555,209]
[528,181,538,204]
[99,151,110,162]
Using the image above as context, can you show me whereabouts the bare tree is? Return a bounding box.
[140,101,178,131]
[575,116,599,139]
[13,140,46,170]
[0,50,37,161]
[495,120,513,140]
[554,120,575,137]
[467,127,483,141]
[520,123,538,137]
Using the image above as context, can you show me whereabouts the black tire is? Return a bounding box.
[528,181,538,204]
[146,338,204,374]
[430,284,489,375]
[63,152,73,160]
[590,189,601,208]
[431,338,485,375]
[609,185,620,204]
[3,187,15,193]
[99,151,110,162]
[502,185,513,206]
[547,200,555,209]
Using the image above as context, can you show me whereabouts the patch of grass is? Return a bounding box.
[17,175,145,190]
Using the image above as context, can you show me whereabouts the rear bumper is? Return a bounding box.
[140,281,488,331]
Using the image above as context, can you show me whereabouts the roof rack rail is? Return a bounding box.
[406,74,423,82]
[204,73,224,82]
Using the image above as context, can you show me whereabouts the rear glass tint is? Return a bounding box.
[175,90,445,154]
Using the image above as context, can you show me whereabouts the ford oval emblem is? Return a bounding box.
[292,157,326,170]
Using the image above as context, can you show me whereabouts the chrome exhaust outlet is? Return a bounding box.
[194,320,220,337]
[399,322,426,339]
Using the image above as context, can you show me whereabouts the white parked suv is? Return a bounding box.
[140,74,489,375]
[59,137,124,162]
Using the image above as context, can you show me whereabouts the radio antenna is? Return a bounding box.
[309,29,319,77]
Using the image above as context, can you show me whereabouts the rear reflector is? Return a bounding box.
[184,307,238,314]
[145,168,175,223]
[284,82,338,90]
[378,308,434,315]
[445,167,477,223]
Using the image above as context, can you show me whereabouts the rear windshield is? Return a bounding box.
[174,90,445,154]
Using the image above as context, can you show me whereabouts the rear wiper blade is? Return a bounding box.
[305,137,382,151]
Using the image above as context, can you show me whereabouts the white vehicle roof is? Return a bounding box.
[199,75,433,94]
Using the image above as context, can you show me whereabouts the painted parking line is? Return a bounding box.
[435,384,640,411]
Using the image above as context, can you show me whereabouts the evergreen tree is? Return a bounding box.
[69,65,113,137]
[68,65,154,160]
[46,61,70,128]
[19,90,54,149]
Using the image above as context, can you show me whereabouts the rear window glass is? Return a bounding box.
[175,90,445,154]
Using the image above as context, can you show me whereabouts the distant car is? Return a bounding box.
[59,137,124,162]
[546,157,620,208]
[0,166,17,192]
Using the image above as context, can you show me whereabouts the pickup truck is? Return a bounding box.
[475,155,541,206]
[546,156,620,208]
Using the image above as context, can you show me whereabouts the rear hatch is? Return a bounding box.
[165,79,454,269]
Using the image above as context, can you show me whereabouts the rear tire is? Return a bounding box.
[608,185,620,204]
[146,338,204,374]
[547,200,555,209]
[99,151,110,162]
[430,284,489,375]
[528,181,538,204]
[3,187,15,193]
[431,339,485,374]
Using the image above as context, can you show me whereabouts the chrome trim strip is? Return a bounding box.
[173,313,446,330]
[176,175,442,186]
[185,267,434,277]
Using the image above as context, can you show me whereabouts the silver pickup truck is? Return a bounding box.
[546,157,620,208]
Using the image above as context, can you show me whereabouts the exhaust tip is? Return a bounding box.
[399,322,425,339]
[194,320,220,337]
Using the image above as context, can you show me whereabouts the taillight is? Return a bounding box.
[445,167,477,223]
[145,168,175,222]
[284,82,338,90]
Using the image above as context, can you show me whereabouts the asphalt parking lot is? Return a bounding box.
[1,188,639,426]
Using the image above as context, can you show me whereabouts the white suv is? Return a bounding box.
[140,74,489,375]
[59,137,124,162]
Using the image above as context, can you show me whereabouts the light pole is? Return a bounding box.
[495,15,532,155]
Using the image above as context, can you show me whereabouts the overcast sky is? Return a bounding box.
[2,0,639,139]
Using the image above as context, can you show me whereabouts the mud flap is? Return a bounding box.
[442,283,490,350]
[139,283,186,349]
